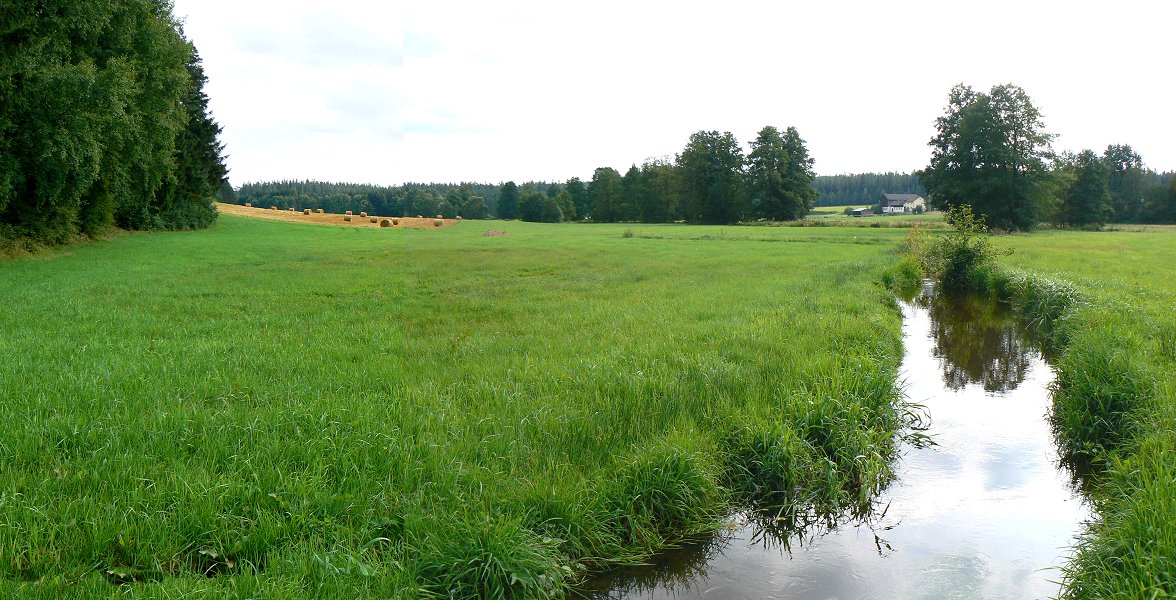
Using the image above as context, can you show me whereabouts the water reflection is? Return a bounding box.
[916,289,1035,393]
[584,286,1092,599]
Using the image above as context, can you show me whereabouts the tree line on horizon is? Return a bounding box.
[236,170,933,221]
[238,126,822,224]
[920,83,1175,230]
[239,89,1176,229]
[1,1,229,248]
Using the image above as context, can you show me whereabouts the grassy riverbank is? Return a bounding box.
[0,216,911,597]
[989,230,1176,597]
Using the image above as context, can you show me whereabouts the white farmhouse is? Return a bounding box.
[880,193,926,214]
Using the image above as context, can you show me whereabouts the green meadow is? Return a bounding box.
[0,216,913,597]
[2,216,1173,597]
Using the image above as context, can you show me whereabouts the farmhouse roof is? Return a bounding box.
[879,195,921,209]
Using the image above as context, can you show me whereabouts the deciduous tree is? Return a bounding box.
[919,84,1056,231]
[460,195,488,219]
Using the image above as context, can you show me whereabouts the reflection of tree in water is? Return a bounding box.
[916,290,1036,393]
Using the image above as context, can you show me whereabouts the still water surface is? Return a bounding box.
[587,288,1092,599]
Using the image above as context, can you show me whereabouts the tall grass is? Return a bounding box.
[979,230,1175,597]
[0,216,916,597]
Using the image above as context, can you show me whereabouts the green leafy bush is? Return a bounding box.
[921,205,1009,294]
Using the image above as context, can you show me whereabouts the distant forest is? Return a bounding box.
[236,127,822,225]
[236,172,924,218]
[232,181,505,220]
[812,173,926,206]
[236,166,1174,224]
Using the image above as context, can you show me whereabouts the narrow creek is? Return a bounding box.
[584,284,1093,599]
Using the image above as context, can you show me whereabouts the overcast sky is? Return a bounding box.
[172,0,1175,186]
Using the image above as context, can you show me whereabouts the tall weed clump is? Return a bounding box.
[1049,316,1154,458]
[992,271,1082,346]
[879,225,921,294]
[721,361,906,522]
[413,513,568,599]
[600,434,726,549]
[915,206,1009,295]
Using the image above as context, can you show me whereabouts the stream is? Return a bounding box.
[584,285,1093,599]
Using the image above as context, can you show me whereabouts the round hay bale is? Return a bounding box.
[360,212,368,218]
[415,214,423,218]
[379,218,393,227]
[392,218,399,225]
[343,214,352,222]
[456,215,463,221]
[436,214,443,219]
[370,216,378,223]
[316,208,324,213]
[289,207,296,212]
[304,209,312,215]
[433,218,443,227]
[270,206,278,210]
[244,202,252,207]
[345,210,353,216]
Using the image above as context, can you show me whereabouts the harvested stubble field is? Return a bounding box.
[216,202,454,229]
[0,216,914,597]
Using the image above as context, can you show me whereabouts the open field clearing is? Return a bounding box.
[0,216,912,597]
[3,217,1172,597]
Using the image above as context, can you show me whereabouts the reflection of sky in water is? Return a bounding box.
[591,292,1092,599]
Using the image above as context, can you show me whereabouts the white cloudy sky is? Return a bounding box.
[172,0,1175,186]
